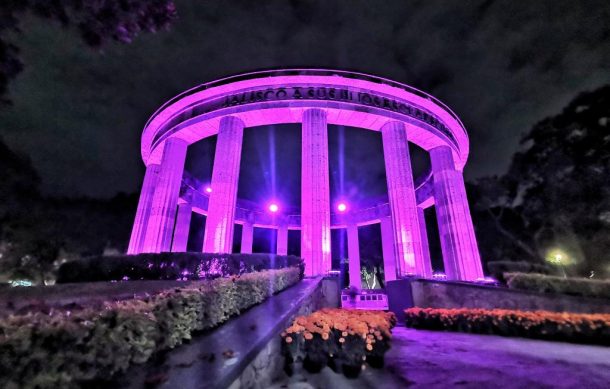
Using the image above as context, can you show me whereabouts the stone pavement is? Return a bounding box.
[270,326,610,388]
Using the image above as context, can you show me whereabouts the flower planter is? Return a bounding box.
[404,307,610,345]
[281,308,396,378]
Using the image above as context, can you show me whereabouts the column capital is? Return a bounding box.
[380,120,406,132]
[430,145,457,172]
[302,108,328,120]
[219,115,245,129]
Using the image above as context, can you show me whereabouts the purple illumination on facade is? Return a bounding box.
[171,202,192,252]
[381,121,430,278]
[127,163,160,254]
[128,69,483,283]
[240,221,254,254]
[277,224,288,255]
[202,116,244,254]
[431,145,484,281]
[141,138,187,253]
[347,223,361,288]
[301,108,332,276]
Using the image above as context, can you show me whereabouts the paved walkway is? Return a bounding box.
[270,327,610,388]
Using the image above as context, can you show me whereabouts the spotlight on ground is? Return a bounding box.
[337,202,348,212]
[268,203,279,213]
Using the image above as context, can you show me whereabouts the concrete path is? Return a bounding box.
[270,327,610,388]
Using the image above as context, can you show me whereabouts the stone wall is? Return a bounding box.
[228,277,340,389]
[410,279,610,314]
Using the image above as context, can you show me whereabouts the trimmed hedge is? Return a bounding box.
[404,307,610,345]
[0,267,301,388]
[505,272,610,299]
[486,260,555,282]
[282,309,397,377]
[57,252,304,283]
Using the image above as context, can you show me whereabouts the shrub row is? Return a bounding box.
[0,267,302,389]
[57,252,304,283]
[282,308,397,377]
[505,272,610,299]
[404,307,610,345]
[486,260,556,282]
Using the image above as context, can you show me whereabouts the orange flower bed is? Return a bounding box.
[404,307,610,345]
[281,308,396,377]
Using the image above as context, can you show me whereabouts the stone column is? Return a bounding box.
[417,207,433,275]
[142,138,188,253]
[277,224,288,256]
[347,223,362,289]
[380,216,397,282]
[430,145,484,281]
[301,109,331,276]
[381,121,430,278]
[127,163,160,254]
[241,221,254,254]
[203,116,245,253]
[171,202,192,252]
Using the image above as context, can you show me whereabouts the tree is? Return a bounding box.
[0,0,177,105]
[472,85,610,276]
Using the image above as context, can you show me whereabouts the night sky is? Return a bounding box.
[1,0,610,207]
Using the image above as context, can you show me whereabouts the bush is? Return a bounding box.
[404,307,610,345]
[0,267,301,388]
[282,308,396,377]
[505,272,610,299]
[56,252,304,283]
[486,260,555,283]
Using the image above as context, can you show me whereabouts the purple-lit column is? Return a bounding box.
[127,163,160,254]
[381,121,430,278]
[431,145,484,281]
[347,223,362,289]
[301,109,332,276]
[277,224,288,256]
[417,207,433,275]
[171,202,192,252]
[142,138,188,253]
[380,216,397,282]
[241,222,253,254]
[203,116,245,253]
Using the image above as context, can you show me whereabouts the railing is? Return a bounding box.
[143,68,468,138]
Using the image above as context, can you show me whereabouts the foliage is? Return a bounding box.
[486,260,556,283]
[0,194,138,284]
[470,85,610,276]
[504,272,610,299]
[282,308,396,377]
[0,267,301,388]
[404,307,610,345]
[56,252,305,283]
[0,0,177,104]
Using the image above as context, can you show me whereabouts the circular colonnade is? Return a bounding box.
[128,69,484,284]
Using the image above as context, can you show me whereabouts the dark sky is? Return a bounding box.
[1,0,609,203]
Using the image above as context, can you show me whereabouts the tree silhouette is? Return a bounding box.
[0,0,177,105]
